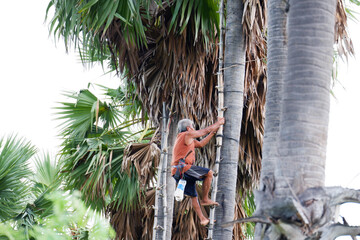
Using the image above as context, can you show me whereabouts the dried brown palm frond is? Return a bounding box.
[141,188,156,239]
[122,142,160,189]
[238,0,267,193]
[104,18,141,77]
[109,202,143,240]
[133,20,219,128]
[103,3,219,129]
[233,194,248,240]
[335,0,354,59]
[172,186,208,240]
[108,188,156,240]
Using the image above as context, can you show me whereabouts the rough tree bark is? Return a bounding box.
[249,1,360,239]
[213,0,245,239]
[255,0,288,237]
[275,0,336,198]
[153,103,169,239]
[165,114,178,240]
[260,0,288,188]
[224,0,360,238]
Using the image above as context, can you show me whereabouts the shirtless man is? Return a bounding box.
[171,117,225,226]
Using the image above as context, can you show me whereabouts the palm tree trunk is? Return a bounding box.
[165,114,178,240]
[255,0,337,239]
[260,0,288,187]
[153,104,169,239]
[275,0,336,197]
[255,0,288,236]
[213,0,245,238]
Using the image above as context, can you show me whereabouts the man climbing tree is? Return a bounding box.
[171,118,225,226]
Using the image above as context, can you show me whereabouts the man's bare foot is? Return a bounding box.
[200,200,220,206]
[200,218,210,226]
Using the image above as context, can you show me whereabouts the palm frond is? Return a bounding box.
[97,83,149,123]
[0,135,36,221]
[237,0,267,193]
[55,87,158,213]
[55,89,121,141]
[31,152,63,218]
[168,0,219,46]
[109,188,155,240]
[335,0,355,61]
[33,152,61,188]
[46,0,150,60]
[122,142,160,190]
[13,152,63,236]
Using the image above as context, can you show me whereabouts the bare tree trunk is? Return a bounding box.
[260,0,288,187]
[275,0,336,197]
[153,103,169,239]
[208,1,360,239]
[165,114,178,240]
[254,0,339,239]
[255,0,288,237]
[213,0,245,239]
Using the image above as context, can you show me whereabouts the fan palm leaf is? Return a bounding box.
[55,89,128,209]
[0,135,36,222]
[54,86,161,240]
[97,83,149,123]
[32,152,61,188]
[14,152,62,236]
[107,141,160,239]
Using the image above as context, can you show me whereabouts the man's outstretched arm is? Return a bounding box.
[185,118,225,145]
[194,131,216,148]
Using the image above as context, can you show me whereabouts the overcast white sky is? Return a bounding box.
[0,1,359,238]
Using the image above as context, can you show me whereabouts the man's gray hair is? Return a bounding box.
[178,119,193,133]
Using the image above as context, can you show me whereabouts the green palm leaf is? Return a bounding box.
[31,152,62,218]
[13,152,62,237]
[0,135,36,222]
[55,89,121,140]
[46,0,150,65]
[55,88,154,211]
[33,152,61,188]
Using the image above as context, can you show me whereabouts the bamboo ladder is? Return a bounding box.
[208,0,225,238]
[152,103,170,240]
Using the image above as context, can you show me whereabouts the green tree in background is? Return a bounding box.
[55,86,162,239]
[0,135,115,240]
[0,136,36,222]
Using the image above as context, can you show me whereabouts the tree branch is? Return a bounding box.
[325,187,360,206]
[221,216,272,228]
[320,224,360,240]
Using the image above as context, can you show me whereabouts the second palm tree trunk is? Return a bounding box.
[214,0,246,239]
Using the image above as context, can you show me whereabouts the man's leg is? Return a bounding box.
[191,196,209,226]
[200,170,219,206]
